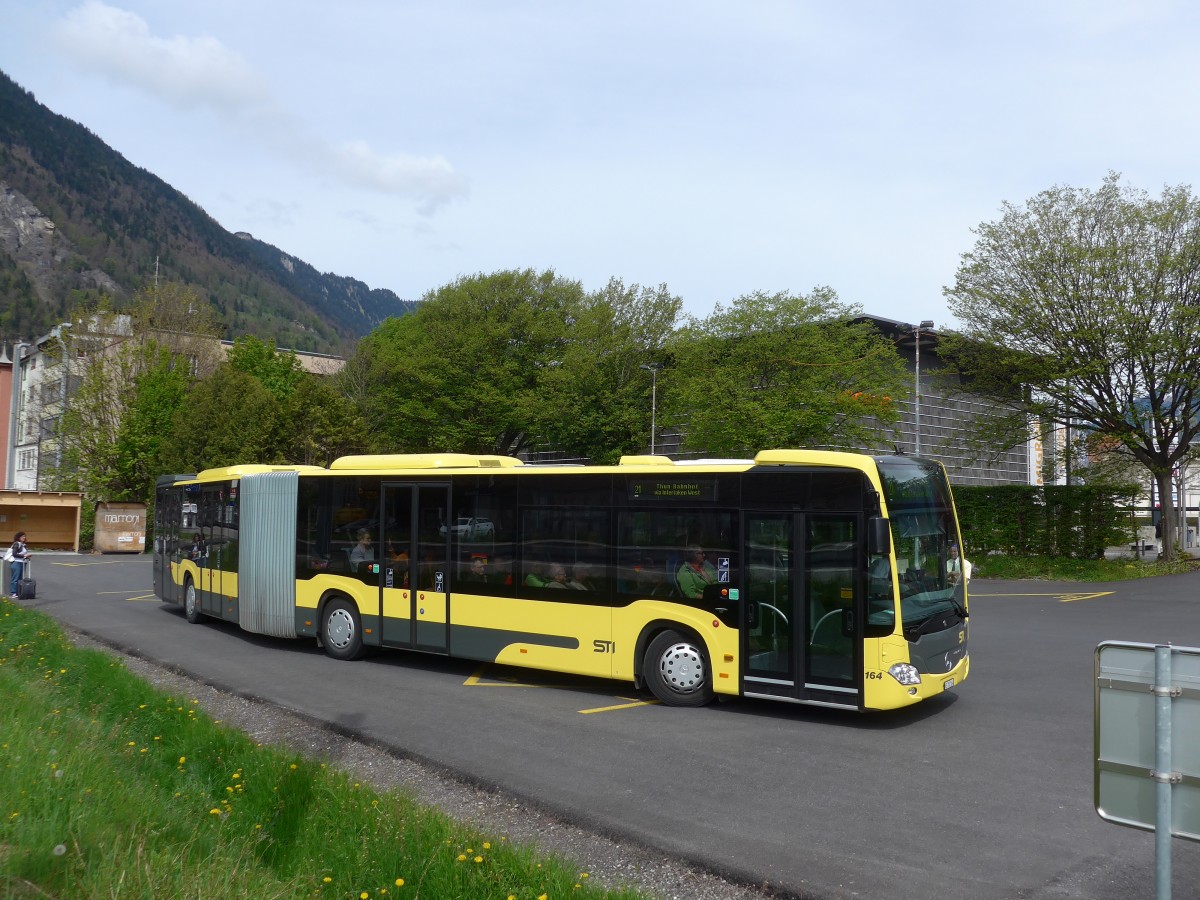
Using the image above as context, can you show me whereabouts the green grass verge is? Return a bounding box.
[0,598,644,900]
[972,553,1200,581]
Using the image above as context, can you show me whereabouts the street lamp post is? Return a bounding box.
[640,362,663,454]
[913,320,935,456]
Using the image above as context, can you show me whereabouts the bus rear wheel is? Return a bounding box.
[321,598,365,661]
[644,630,714,707]
[184,578,202,624]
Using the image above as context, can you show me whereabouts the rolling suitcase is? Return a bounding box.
[17,557,35,600]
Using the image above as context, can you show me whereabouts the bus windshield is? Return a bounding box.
[875,456,966,634]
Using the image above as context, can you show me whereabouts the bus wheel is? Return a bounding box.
[184,578,203,624]
[644,630,714,707]
[321,599,365,661]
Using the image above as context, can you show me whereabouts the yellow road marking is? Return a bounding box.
[1057,592,1114,603]
[124,593,158,602]
[464,667,564,689]
[971,591,1114,603]
[53,560,126,567]
[465,667,658,714]
[579,698,660,715]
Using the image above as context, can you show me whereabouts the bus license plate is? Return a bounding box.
[943,677,956,691]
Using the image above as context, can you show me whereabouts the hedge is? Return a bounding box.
[953,484,1138,559]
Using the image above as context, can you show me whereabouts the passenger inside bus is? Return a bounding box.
[570,561,600,590]
[677,545,717,598]
[349,529,374,572]
[544,563,588,590]
[463,556,488,582]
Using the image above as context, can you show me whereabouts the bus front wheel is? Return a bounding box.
[644,630,714,707]
[184,578,202,624]
[321,599,365,661]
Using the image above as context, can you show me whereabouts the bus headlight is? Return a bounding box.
[888,663,921,686]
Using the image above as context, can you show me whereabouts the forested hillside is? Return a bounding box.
[0,70,416,352]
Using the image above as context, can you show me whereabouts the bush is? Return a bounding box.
[955,483,1137,559]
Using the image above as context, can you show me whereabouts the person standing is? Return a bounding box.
[8,531,31,599]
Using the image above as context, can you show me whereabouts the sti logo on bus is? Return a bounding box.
[593,640,615,653]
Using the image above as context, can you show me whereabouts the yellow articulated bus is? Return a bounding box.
[153,449,969,711]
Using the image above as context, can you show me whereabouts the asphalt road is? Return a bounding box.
[15,554,1200,899]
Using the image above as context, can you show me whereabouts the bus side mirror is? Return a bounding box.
[869,517,891,556]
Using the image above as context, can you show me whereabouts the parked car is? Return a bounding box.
[439,517,495,539]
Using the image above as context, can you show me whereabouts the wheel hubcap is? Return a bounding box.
[659,641,706,694]
[185,586,196,616]
[326,608,354,649]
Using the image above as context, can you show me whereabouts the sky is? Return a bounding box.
[2,0,1199,329]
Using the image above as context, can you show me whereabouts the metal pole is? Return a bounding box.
[914,325,921,456]
[913,320,934,457]
[650,368,657,455]
[640,362,662,455]
[1154,644,1174,900]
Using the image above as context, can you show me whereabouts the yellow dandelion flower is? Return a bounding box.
[209,808,221,815]
[539,894,548,900]
[394,878,405,887]
[580,872,589,878]
[127,741,136,746]
[179,756,187,764]
[456,854,467,862]
[289,763,298,770]
[473,854,483,863]
[483,842,491,849]
[360,893,369,899]
[323,876,332,883]
[232,773,240,779]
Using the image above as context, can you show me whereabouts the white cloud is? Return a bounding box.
[50,1,466,212]
[52,1,267,111]
[333,141,468,215]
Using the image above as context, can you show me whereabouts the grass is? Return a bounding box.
[971,553,1200,581]
[0,598,645,900]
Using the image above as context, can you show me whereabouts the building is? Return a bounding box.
[3,319,345,492]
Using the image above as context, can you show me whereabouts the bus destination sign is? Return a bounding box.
[628,479,718,502]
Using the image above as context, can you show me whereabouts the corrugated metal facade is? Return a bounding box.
[238,471,299,638]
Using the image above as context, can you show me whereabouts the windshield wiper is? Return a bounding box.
[904,607,964,640]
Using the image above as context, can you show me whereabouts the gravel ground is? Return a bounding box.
[63,628,787,900]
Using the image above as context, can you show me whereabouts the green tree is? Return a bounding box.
[162,366,284,471]
[227,334,305,401]
[536,279,682,463]
[111,350,193,495]
[942,174,1200,561]
[660,288,907,455]
[280,375,366,466]
[49,285,222,505]
[350,269,588,455]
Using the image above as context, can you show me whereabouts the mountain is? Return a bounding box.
[0,70,417,353]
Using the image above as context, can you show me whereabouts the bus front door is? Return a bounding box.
[741,512,861,709]
[379,483,451,654]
